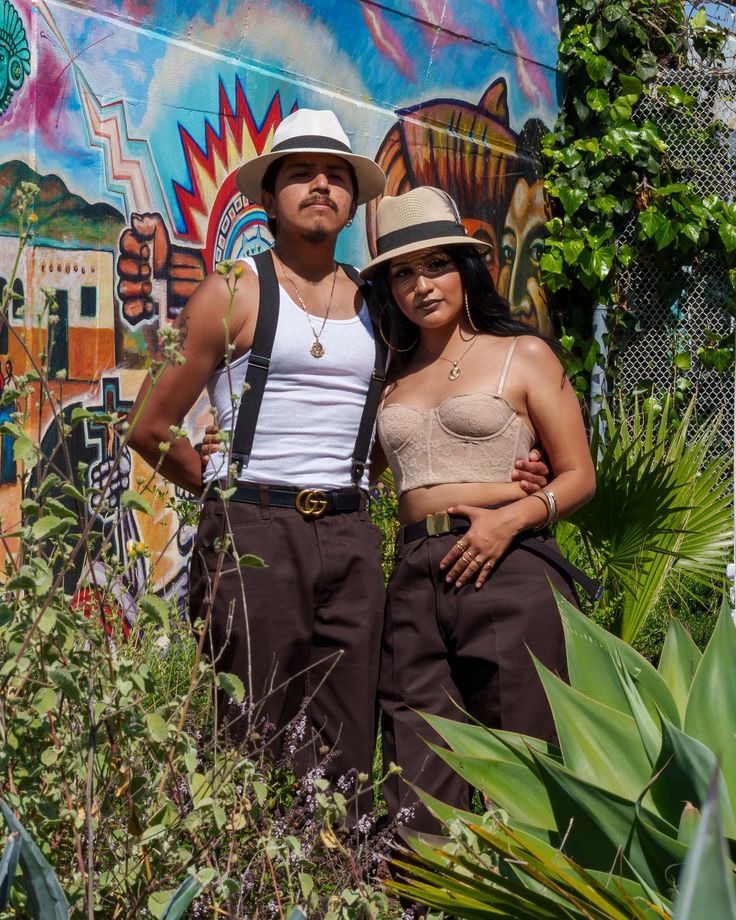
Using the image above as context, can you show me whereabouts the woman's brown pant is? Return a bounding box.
[379,529,576,834]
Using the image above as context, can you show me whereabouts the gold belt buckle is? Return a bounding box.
[425,511,451,536]
[295,488,328,519]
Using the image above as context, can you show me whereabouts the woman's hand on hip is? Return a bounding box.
[439,505,516,590]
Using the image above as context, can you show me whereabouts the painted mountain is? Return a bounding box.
[0,160,124,249]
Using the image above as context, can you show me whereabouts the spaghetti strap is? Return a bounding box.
[496,337,518,395]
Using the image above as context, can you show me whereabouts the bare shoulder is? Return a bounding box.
[510,334,568,392]
[512,334,559,363]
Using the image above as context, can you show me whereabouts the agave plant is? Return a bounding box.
[558,396,732,643]
[391,593,736,918]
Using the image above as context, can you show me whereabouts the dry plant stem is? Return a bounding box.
[262,841,286,920]
[86,675,96,920]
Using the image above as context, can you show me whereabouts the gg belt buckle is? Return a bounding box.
[425,511,451,536]
[295,488,328,519]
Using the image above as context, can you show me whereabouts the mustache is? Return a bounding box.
[300,195,336,211]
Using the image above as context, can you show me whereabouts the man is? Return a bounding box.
[128,108,546,813]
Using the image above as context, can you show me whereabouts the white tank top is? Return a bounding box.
[203,256,376,489]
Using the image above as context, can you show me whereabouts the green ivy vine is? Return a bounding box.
[543,0,736,398]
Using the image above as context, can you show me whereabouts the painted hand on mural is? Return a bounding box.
[117,212,206,326]
[88,446,132,517]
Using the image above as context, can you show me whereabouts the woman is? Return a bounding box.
[361,186,596,833]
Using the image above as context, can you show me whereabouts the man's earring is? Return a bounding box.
[346,218,353,228]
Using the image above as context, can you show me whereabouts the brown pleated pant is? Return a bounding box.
[188,495,385,816]
[379,529,576,834]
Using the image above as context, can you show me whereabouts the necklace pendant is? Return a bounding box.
[448,363,460,381]
[310,340,325,358]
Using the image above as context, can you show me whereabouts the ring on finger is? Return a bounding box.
[455,539,467,552]
[483,560,493,570]
[461,550,476,563]
[469,557,482,568]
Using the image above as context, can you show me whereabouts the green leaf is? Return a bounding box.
[562,239,586,264]
[684,597,736,808]
[639,207,664,239]
[649,719,736,838]
[31,687,57,716]
[654,218,677,250]
[238,554,267,568]
[558,187,587,216]
[672,774,736,919]
[690,7,708,30]
[718,221,736,253]
[138,594,171,631]
[585,53,609,82]
[532,657,654,801]
[557,592,680,725]
[145,711,170,743]
[0,832,22,910]
[673,351,692,371]
[586,87,608,112]
[286,909,308,920]
[635,54,658,82]
[0,801,70,919]
[590,245,615,279]
[619,74,644,98]
[658,618,701,722]
[161,877,204,919]
[426,742,556,831]
[31,516,69,541]
[48,666,81,702]
[121,490,153,514]
[216,671,245,704]
[610,94,633,121]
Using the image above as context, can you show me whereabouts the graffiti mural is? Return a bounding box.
[0,0,561,602]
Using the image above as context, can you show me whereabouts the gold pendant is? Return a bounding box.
[448,363,460,381]
[310,341,325,358]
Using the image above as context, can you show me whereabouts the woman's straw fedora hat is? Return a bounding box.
[236,108,386,206]
[360,186,491,278]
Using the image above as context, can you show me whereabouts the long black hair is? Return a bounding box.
[369,244,552,359]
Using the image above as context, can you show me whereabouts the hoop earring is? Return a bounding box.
[465,291,479,332]
[378,312,418,352]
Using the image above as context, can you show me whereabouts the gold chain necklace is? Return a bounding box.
[422,334,479,381]
[274,251,338,358]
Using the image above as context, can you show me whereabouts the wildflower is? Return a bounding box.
[126,539,149,560]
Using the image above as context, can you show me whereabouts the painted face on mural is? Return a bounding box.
[262,154,357,242]
[496,178,549,332]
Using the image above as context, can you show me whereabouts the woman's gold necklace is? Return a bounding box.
[422,334,479,381]
[274,252,338,358]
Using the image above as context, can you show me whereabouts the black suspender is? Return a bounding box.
[341,263,387,484]
[230,251,387,485]
[230,250,280,476]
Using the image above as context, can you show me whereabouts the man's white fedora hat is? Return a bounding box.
[360,186,492,278]
[236,108,386,206]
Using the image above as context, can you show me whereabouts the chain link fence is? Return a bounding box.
[611,63,735,456]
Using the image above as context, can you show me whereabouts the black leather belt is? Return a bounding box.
[401,512,603,600]
[204,482,363,518]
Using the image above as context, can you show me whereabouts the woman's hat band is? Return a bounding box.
[375,220,468,256]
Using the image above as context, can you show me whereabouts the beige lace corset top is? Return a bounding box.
[377,338,536,496]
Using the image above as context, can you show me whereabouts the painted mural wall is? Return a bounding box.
[0,0,561,607]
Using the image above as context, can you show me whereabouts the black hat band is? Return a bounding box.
[270,135,353,154]
[375,220,467,256]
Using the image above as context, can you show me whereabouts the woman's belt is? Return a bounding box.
[401,511,603,601]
